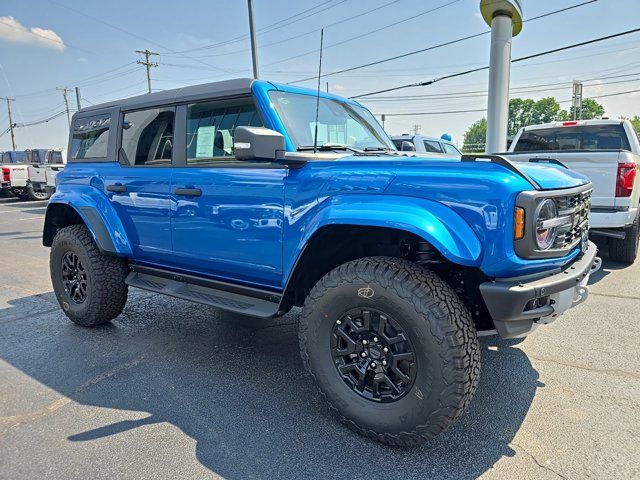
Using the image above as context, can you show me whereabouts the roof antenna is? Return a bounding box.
[313,29,324,154]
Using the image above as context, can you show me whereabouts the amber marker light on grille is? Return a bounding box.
[514,207,525,239]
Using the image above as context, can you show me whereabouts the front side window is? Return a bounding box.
[186,98,263,164]
[514,125,631,152]
[71,115,111,159]
[269,91,395,151]
[120,108,174,166]
[423,140,443,153]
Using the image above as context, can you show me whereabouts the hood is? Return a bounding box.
[516,163,591,190]
[333,153,591,191]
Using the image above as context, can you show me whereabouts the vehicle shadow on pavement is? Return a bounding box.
[0,291,539,479]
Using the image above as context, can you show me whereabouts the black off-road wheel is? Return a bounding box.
[299,256,480,446]
[50,224,129,326]
[609,214,640,264]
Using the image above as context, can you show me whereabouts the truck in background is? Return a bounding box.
[1,149,66,200]
[391,134,462,158]
[505,119,639,263]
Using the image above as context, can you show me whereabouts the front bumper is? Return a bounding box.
[480,241,601,338]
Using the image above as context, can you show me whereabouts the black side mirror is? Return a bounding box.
[401,141,415,151]
[234,126,286,161]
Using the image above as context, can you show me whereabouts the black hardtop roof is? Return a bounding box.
[76,77,256,116]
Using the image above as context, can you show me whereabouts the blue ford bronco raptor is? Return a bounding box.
[43,78,600,446]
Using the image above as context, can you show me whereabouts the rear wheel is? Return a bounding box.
[50,224,129,326]
[299,256,480,446]
[609,214,640,264]
[27,184,51,201]
[11,188,29,200]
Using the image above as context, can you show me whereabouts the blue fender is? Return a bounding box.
[46,184,132,256]
[297,194,483,267]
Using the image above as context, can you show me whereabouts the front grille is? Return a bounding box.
[553,189,591,250]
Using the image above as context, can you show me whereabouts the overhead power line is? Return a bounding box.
[363,74,640,102]
[288,0,600,85]
[264,0,464,68]
[49,0,235,74]
[162,0,348,55]
[351,27,640,99]
[189,0,403,59]
[376,87,640,117]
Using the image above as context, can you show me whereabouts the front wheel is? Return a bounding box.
[299,257,480,446]
[609,214,640,264]
[50,224,129,326]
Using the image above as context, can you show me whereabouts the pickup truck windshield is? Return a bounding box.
[269,91,395,151]
[514,124,631,152]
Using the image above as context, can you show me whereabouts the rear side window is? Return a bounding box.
[424,140,443,153]
[49,151,64,164]
[186,98,263,164]
[71,115,111,159]
[443,143,461,155]
[514,124,631,152]
[120,108,174,166]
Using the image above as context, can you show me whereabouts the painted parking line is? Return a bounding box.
[0,217,44,225]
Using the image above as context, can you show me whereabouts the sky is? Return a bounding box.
[1,0,639,151]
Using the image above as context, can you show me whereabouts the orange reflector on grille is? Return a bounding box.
[514,207,525,239]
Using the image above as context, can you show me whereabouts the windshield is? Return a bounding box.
[268,91,395,151]
[514,124,631,152]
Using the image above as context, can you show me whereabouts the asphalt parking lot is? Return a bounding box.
[0,197,638,479]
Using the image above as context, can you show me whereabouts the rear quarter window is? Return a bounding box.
[514,124,631,152]
[70,115,111,159]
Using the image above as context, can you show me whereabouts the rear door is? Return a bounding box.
[169,98,285,289]
[102,107,175,264]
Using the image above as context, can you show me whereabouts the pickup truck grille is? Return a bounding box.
[553,189,592,250]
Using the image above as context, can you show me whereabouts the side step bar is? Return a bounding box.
[126,270,281,318]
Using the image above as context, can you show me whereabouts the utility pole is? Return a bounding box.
[247,0,259,79]
[57,87,72,127]
[1,97,16,150]
[326,82,329,93]
[381,114,386,130]
[136,49,159,94]
[75,86,82,110]
[412,124,421,135]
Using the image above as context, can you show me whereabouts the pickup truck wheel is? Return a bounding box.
[50,224,128,326]
[609,214,640,264]
[26,185,51,201]
[299,256,480,446]
[11,188,29,200]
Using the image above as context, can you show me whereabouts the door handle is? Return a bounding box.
[107,184,127,193]
[174,188,202,197]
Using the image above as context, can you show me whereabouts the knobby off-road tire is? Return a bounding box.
[609,213,640,264]
[50,224,128,326]
[299,256,480,446]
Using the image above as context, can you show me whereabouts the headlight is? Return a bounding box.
[535,199,558,250]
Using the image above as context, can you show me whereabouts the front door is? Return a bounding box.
[169,97,285,290]
[104,107,175,265]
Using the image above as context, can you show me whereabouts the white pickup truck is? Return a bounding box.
[505,119,640,263]
[0,149,65,200]
[27,149,66,200]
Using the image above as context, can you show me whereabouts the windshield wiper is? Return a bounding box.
[297,144,363,153]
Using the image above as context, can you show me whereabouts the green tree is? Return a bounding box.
[629,115,640,133]
[562,98,605,121]
[508,97,564,135]
[462,118,487,152]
